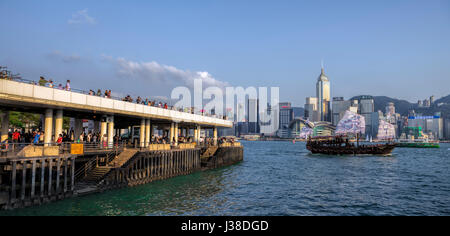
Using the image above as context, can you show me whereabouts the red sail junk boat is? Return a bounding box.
[306,136,396,155]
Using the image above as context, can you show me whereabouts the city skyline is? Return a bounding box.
[1,0,450,106]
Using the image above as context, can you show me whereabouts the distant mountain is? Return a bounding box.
[350,94,450,118]
[372,96,415,116]
[350,95,414,116]
[434,94,450,105]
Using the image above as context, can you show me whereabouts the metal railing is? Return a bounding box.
[0,141,126,158]
[74,157,97,181]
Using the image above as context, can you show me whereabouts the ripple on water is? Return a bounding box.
[1,141,450,216]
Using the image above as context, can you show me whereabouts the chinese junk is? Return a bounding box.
[306,110,396,155]
[306,136,396,155]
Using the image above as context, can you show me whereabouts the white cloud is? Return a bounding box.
[68,9,96,25]
[103,55,230,88]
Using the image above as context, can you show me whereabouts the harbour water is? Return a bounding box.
[1,141,449,216]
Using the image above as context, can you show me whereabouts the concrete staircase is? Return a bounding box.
[108,149,138,168]
[82,167,111,183]
[201,146,218,159]
[80,149,139,184]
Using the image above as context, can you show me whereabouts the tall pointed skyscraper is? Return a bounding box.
[316,65,331,122]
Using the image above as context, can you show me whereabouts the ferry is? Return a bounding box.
[395,130,440,148]
[395,138,440,148]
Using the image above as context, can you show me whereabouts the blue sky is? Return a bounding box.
[1,0,449,106]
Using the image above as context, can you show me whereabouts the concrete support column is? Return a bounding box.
[54,110,63,142]
[94,121,100,133]
[74,119,83,142]
[194,128,198,143]
[100,116,107,142]
[145,119,151,147]
[197,125,202,144]
[1,111,9,143]
[213,127,218,146]
[150,123,154,138]
[140,118,145,148]
[170,123,175,145]
[44,109,53,146]
[174,123,178,146]
[107,116,114,148]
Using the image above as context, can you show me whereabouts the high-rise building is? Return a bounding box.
[247,98,260,134]
[279,102,294,130]
[430,96,435,105]
[352,95,375,136]
[292,107,304,118]
[316,67,331,122]
[417,100,423,107]
[304,97,318,122]
[407,115,444,139]
[445,118,450,140]
[385,102,395,116]
[331,97,359,126]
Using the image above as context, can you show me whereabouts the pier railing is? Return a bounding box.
[0,141,126,159]
[2,77,230,121]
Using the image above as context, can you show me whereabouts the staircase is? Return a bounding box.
[80,149,139,184]
[108,149,138,168]
[201,146,218,159]
[82,166,111,183]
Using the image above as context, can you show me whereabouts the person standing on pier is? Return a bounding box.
[33,132,40,144]
[65,80,71,91]
[38,76,47,86]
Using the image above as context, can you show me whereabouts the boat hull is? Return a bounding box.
[306,143,396,155]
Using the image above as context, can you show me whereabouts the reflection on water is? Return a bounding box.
[1,141,450,216]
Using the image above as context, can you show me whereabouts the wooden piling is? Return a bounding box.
[10,161,16,204]
[31,160,36,199]
[21,161,26,201]
[63,158,68,193]
[56,158,61,194]
[47,158,52,196]
[40,159,45,198]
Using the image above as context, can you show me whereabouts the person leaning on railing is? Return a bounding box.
[38,76,47,86]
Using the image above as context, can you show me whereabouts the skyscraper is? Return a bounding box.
[247,98,260,134]
[304,97,318,122]
[316,67,331,122]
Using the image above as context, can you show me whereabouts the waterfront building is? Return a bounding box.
[312,122,335,137]
[417,100,423,107]
[304,97,319,122]
[423,99,430,107]
[316,67,331,122]
[407,115,444,139]
[430,95,435,105]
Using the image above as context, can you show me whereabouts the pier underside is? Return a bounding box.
[0,146,243,210]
